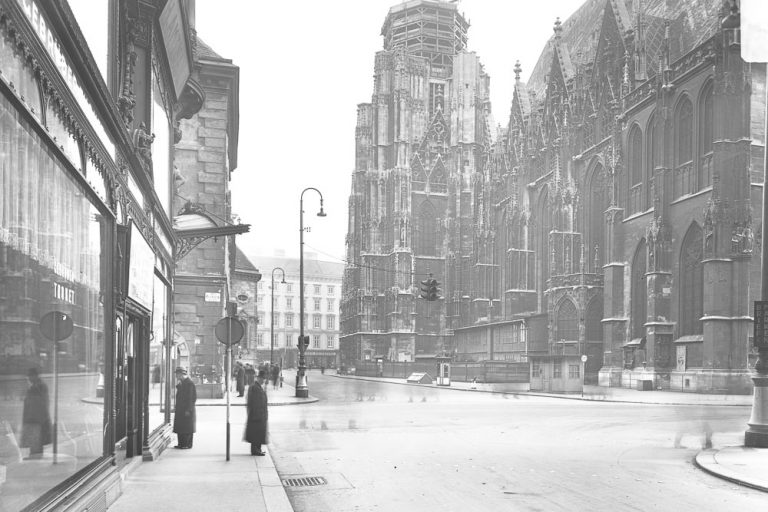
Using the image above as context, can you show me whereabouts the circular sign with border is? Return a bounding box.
[581,355,588,363]
[40,311,74,341]
[215,316,244,345]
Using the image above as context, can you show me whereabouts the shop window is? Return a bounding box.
[0,95,107,510]
[0,32,42,118]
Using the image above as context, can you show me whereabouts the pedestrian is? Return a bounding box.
[173,367,196,449]
[270,364,280,390]
[235,362,245,397]
[244,370,268,456]
[151,364,161,389]
[244,363,256,388]
[21,367,52,459]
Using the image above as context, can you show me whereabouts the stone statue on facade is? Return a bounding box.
[132,122,155,169]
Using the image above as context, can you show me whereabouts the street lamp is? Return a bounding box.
[270,267,286,365]
[297,187,326,398]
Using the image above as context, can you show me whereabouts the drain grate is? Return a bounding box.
[283,476,327,487]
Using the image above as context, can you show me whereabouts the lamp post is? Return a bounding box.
[297,187,326,398]
[270,267,286,365]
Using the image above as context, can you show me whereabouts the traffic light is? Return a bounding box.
[428,279,440,301]
[419,278,431,300]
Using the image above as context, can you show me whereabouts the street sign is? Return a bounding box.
[581,355,588,363]
[215,316,244,345]
[754,301,768,348]
[39,311,73,341]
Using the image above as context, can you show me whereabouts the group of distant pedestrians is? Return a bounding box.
[171,360,270,456]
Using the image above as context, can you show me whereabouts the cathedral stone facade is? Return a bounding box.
[341,0,763,393]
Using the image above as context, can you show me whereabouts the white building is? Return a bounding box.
[252,251,344,368]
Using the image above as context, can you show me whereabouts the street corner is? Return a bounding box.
[694,446,768,493]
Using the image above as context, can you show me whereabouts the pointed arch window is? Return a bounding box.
[674,97,694,198]
[587,163,607,272]
[416,201,437,256]
[556,300,578,342]
[698,83,714,189]
[679,224,703,336]
[631,240,647,339]
[537,188,551,310]
[628,126,643,214]
[647,115,657,210]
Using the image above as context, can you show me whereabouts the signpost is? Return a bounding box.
[581,354,588,398]
[215,316,244,461]
[39,311,73,464]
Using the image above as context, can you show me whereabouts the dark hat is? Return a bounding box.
[174,367,187,375]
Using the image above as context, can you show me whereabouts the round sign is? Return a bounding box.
[215,316,244,345]
[581,355,588,363]
[40,311,74,341]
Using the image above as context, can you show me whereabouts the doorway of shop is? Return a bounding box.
[115,312,147,464]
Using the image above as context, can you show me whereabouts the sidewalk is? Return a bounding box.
[107,383,312,512]
[333,372,768,492]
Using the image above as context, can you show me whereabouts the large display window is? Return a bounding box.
[0,93,107,511]
[149,273,168,432]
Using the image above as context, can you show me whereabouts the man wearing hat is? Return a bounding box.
[173,366,197,449]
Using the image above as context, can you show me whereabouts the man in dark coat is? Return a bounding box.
[21,367,51,459]
[173,367,196,449]
[244,370,268,455]
[244,363,256,388]
[234,361,245,397]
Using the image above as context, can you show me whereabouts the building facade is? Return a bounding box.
[253,253,343,370]
[0,0,246,509]
[342,0,762,394]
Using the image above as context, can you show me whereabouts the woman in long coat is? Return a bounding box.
[244,370,268,455]
[173,367,197,449]
[21,367,51,458]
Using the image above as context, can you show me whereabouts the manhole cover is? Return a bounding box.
[283,476,327,487]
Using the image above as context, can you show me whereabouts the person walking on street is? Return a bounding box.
[270,364,280,390]
[244,370,268,456]
[173,367,196,449]
[244,363,256,388]
[235,361,245,397]
[21,367,52,459]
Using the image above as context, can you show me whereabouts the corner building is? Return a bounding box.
[342,0,763,394]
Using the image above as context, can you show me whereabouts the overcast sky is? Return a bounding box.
[195,0,584,264]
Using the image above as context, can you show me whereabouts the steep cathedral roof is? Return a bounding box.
[527,0,725,98]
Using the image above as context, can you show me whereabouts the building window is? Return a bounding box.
[532,361,541,376]
[304,314,308,326]
[555,300,578,342]
[327,298,335,311]
[680,224,703,336]
[285,297,293,310]
[257,333,264,346]
[257,295,263,306]
[327,285,335,295]
[313,314,321,329]
[286,313,294,328]
[568,364,580,378]
[326,315,336,330]
[327,335,335,348]
[674,97,694,198]
[647,114,657,210]
[272,312,279,327]
[553,364,562,378]
[258,281,263,290]
[312,335,321,348]
[314,284,321,295]
[285,282,292,294]
[257,313,264,326]
[627,126,643,214]
[699,82,714,189]
[314,298,321,311]
[587,163,607,271]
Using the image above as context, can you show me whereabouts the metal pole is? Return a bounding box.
[297,194,307,397]
[270,273,275,365]
[225,326,231,461]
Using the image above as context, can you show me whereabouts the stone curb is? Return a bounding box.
[694,449,768,493]
[330,374,751,407]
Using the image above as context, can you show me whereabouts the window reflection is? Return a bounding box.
[149,274,168,431]
[0,94,106,511]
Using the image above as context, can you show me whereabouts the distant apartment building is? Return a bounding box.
[252,252,344,369]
